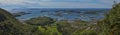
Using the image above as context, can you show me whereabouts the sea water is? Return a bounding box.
[9,8,110,21]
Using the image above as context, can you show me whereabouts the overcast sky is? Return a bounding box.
[0,0,120,8]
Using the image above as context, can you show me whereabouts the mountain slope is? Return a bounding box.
[98,3,120,35]
[0,8,35,35]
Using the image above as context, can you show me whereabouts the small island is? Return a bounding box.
[12,12,31,17]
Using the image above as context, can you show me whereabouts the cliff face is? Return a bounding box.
[0,8,34,35]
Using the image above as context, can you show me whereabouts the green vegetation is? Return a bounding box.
[0,8,35,35]
[25,16,61,35]
[0,3,120,35]
[55,20,89,35]
[98,3,120,35]
[73,30,97,35]
[25,16,55,26]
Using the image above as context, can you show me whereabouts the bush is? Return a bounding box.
[74,30,97,35]
[25,16,55,26]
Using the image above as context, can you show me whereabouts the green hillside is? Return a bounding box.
[98,3,120,35]
[0,8,35,35]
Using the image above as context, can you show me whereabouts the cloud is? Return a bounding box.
[0,0,26,5]
[0,0,120,8]
[35,2,111,8]
[32,0,92,2]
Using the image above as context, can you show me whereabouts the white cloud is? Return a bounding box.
[0,0,25,5]
[99,0,120,4]
[0,0,120,8]
[36,2,111,8]
[38,0,92,2]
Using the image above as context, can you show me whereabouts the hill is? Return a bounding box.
[0,8,35,35]
[98,3,120,35]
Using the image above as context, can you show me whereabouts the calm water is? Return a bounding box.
[9,8,110,21]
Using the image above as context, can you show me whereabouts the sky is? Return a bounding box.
[0,0,120,8]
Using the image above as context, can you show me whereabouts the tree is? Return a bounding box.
[98,3,120,35]
[73,30,97,35]
[0,8,37,35]
[25,16,55,26]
